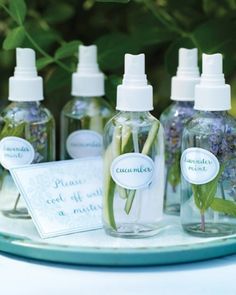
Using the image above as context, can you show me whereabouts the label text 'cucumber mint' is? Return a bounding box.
[110,153,154,190]
[0,136,35,169]
[180,147,220,185]
[66,130,103,158]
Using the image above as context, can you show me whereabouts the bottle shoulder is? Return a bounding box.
[0,101,54,124]
[62,96,113,119]
[160,101,195,128]
[184,112,236,136]
[105,111,159,130]
[182,112,236,162]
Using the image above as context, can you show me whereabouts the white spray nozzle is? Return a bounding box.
[9,47,43,101]
[177,48,199,76]
[202,53,223,76]
[116,53,153,111]
[17,48,35,68]
[71,44,104,96]
[194,53,230,111]
[123,54,147,86]
[77,45,99,74]
[125,54,145,76]
[14,48,37,78]
[200,53,225,86]
[171,48,200,101]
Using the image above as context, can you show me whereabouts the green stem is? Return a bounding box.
[143,0,186,36]
[103,145,116,229]
[88,99,104,134]
[125,190,136,214]
[201,212,206,232]
[200,211,205,232]
[24,30,72,73]
[121,125,132,152]
[0,4,72,73]
[0,4,15,21]
[125,121,160,214]
[141,121,160,155]
[13,194,21,212]
[103,127,121,230]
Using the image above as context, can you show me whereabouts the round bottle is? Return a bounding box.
[160,48,199,215]
[0,48,55,219]
[60,45,113,159]
[180,53,236,237]
[103,54,165,238]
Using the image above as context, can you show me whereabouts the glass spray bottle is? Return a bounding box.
[60,45,113,159]
[103,54,165,238]
[160,48,200,215]
[181,53,236,237]
[0,48,55,219]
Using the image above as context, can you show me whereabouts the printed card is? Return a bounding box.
[10,157,103,238]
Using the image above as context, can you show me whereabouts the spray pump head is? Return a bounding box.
[9,48,43,101]
[116,53,153,111]
[71,45,104,97]
[194,53,231,111]
[171,48,200,101]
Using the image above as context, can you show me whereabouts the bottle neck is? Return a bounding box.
[197,110,228,117]
[73,96,101,101]
[118,111,151,119]
[10,101,41,108]
[174,101,194,108]
[119,110,150,114]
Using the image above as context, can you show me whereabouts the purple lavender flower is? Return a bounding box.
[207,115,236,162]
[161,101,195,166]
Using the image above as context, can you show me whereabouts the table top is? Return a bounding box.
[1,252,236,295]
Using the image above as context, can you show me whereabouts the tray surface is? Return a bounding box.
[0,214,236,266]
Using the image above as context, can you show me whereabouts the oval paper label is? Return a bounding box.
[110,153,154,190]
[180,147,220,185]
[0,136,35,170]
[66,130,103,158]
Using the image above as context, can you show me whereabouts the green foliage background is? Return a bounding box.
[0,0,235,124]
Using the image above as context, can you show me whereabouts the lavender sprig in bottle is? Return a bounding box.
[160,48,200,215]
[0,48,55,219]
[181,53,236,237]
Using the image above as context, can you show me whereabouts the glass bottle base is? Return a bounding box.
[182,223,236,237]
[104,223,162,239]
[2,208,31,219]
[164,203,180,216]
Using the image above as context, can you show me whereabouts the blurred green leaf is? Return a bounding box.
[96,0,130,2]
[9,0,26,24]
[132,25,177,47]
[44,3,74,24]
[105,75,122,107]
[3,26,25,50]
[96,32,140,71]
[165,37,195,76]
[55,41,82,60]
[46,67,71,94]
[203,0,236,16]
[36,57,54,70]
[191,18,236,53]
[23,25,61,50]
[203,0,218,14]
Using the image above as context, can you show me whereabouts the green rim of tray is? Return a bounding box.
[0,230,236,266]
